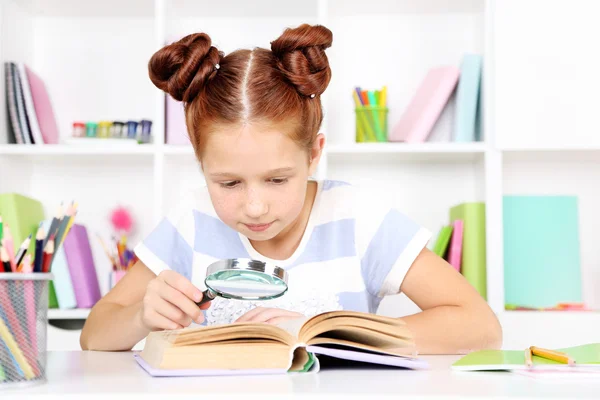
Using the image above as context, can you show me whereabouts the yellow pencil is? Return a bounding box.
[530,346,575,366]
[380,86,388,107]
[0,317,35,379]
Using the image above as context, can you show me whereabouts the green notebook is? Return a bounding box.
[449,202,486,300]
[431,225,453,257]
[452,343,600,371]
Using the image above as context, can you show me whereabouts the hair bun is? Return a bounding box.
[270,24,332,97]
[148,33,223,102]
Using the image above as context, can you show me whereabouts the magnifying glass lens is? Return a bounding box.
[206,270,287,299]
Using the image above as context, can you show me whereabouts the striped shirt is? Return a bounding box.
[134,179,431,325]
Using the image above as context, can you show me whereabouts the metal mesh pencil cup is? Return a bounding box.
[0,273,53,389]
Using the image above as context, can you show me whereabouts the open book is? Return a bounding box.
[134,310,428,376]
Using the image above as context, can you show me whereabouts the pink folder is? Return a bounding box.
[389,66,460,143]
[446,219,463,272]
[23,65,59,144]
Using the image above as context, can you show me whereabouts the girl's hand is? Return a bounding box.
[139,270,211,331]
[235,307,305,325]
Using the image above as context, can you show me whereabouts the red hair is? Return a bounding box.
[148,24,333,159]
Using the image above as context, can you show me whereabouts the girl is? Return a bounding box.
[80,24,502,353]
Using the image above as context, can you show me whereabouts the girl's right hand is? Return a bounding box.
[139,270,211,331]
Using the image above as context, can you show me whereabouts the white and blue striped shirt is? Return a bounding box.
[134,180,431,325]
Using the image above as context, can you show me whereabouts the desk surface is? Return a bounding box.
[3,351,600,399]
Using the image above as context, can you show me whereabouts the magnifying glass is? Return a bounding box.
[195,258,289,306]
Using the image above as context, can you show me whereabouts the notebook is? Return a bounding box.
[453,54,482,142]
[445,219,463,272]
[389,66,460,143]
[452,343,600,371]
[503,195,582,308]
[21,63,59,144]
[135,310,429,376]
[449,202,486,300]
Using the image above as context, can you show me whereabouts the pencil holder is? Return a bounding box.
[355,106,388,142]
[0,273,53,389]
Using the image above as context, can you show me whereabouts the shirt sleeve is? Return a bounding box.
[355,192,432,298]
[133,191,197,280]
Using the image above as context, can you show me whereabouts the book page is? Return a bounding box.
[275,316,310,340]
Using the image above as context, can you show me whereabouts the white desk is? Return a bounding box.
[3,351,600,399]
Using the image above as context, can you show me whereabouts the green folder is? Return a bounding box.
[450,202,486,300]
[452,343,600,370]
[503,195,582,308]
[0,193,45,255]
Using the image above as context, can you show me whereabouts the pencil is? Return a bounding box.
[42,236,54,273]
[0,318,35,379]
[1,246,11,273]
[18,254,33,273]
[33,225,45,273]
[530,346,575,366]
[44,202,63,248]
[14,234,31,268]
[524,347,533,368]
[2,225,16,271]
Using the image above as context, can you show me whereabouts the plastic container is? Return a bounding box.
[355,106,388,142]
[72,122,85,138]
[0,273,53,389]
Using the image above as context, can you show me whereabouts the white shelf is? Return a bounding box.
[0,144,156,156]
[328,0,484,16]
[166,0,319,18]
[326,142,486,162]
[20,0,155,17]
[48,308,91,320]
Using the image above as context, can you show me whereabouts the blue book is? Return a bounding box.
[42,220,77,309]
[503,195,583,308]
[453,54,482,142]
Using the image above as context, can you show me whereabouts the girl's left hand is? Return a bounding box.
[235,307,304,325]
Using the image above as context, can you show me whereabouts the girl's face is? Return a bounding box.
[201,123,323,241]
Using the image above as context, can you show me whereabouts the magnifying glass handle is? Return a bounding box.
[195,288,217,307]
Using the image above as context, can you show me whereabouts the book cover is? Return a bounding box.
[389,66,460,143]
[449,202,486,300]
[22,64,60,144]
[63,224,101,308]
[431,225,453,258]
[503,195,582,308]
[446,219,463,272]
[453,54,483,142]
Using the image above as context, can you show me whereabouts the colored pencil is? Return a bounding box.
[44,203,63,248]
[1,246,11,273]
[1,225,16,272]
[14,234,31,268]
[530,346,575,366]
[42,236,54,273]
[33,225,45,273]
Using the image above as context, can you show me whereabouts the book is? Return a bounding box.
[452,343,600,371]
[453,54,483,142]
[389,66,460,143]
[21,64,59,144]
[431,225,453,257]
[445,219,463,272]
[135,310,429,376]
[63,224,101,308]
[503,195,582,309]
[449,202,486,300]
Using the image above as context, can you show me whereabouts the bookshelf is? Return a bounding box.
[0,0,598,352]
